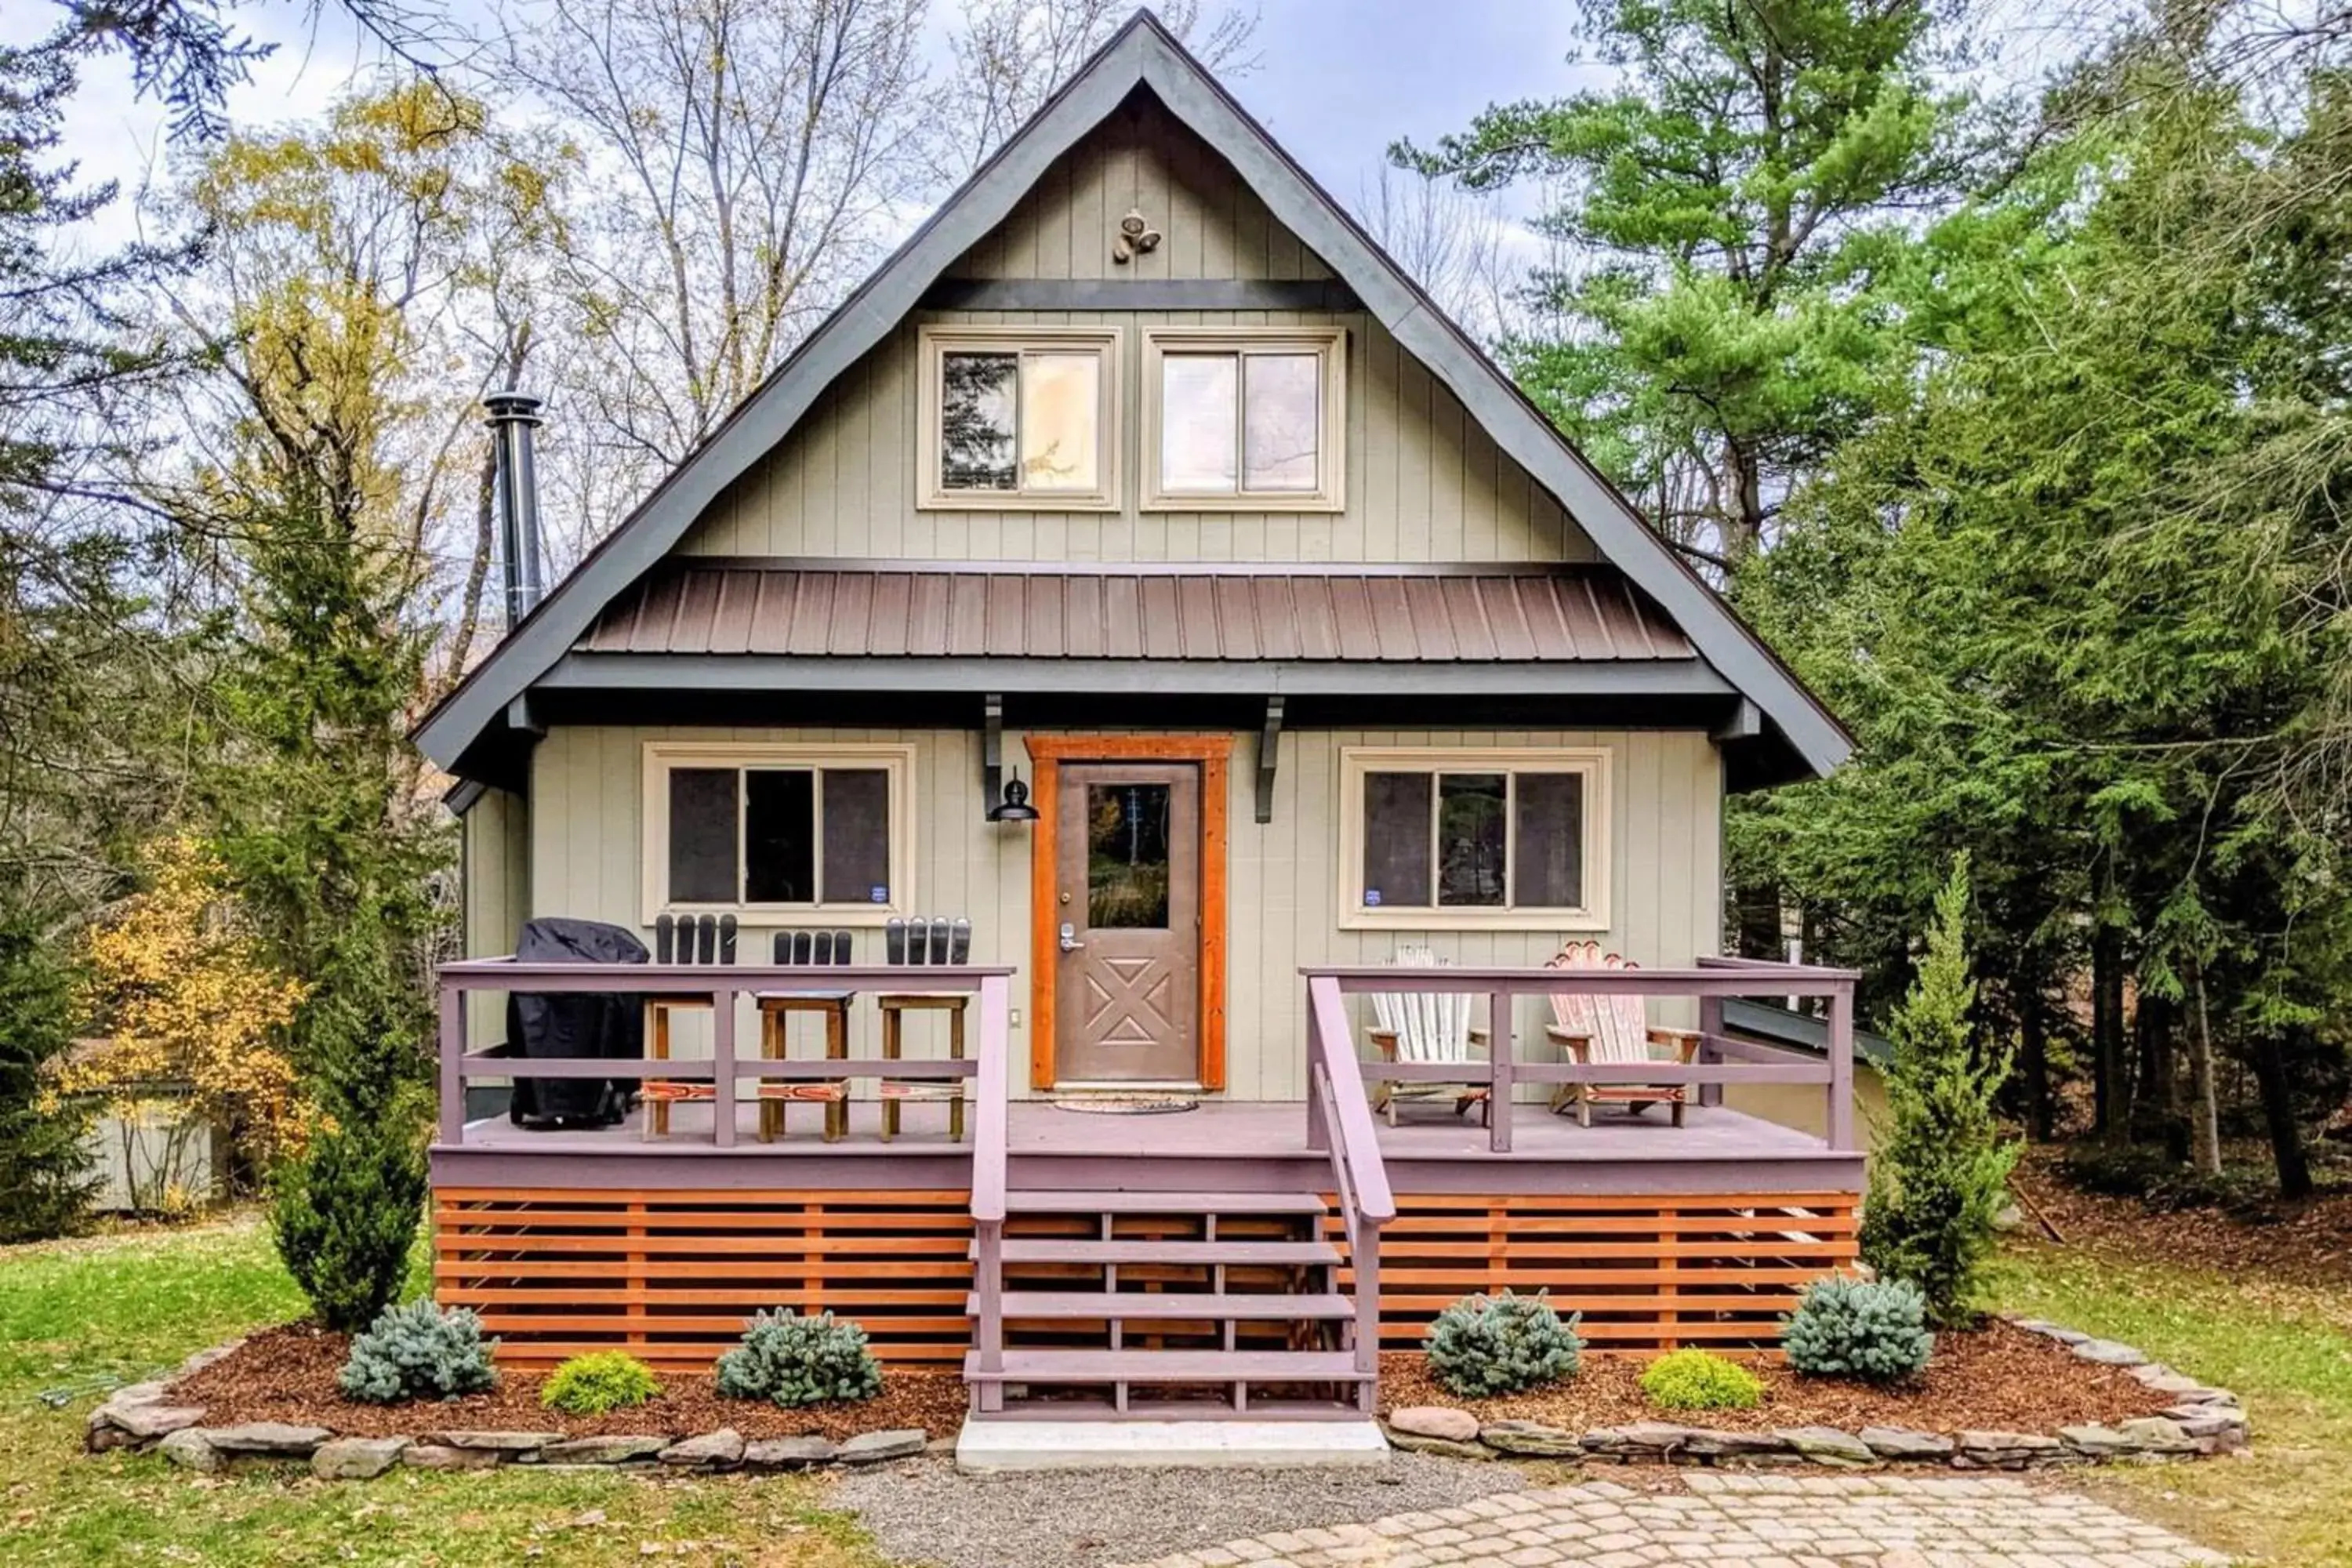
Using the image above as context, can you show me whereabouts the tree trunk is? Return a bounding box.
[2187,962,2223,1176]
[1733,882,1782,961]
[2249,1030,2314,1199]
[2018,979,2052,1142]
[2091,923,2127,1136]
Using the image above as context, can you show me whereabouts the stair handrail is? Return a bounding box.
[1306,973,1392,1403]
[970,972,1011,1226]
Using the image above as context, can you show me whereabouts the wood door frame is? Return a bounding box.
[1024,734,1230,1093]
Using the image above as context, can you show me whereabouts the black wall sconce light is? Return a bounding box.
[981,695,1040,823]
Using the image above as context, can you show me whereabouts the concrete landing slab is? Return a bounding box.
[954,1417,1390,1472]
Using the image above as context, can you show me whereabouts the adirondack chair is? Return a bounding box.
[1363,945,1490,1127]
[1543,939,1701,1127]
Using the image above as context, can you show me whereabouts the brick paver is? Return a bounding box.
[1113,1475,2232,1568]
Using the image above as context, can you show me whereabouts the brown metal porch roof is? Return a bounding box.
[577,564,1696,663]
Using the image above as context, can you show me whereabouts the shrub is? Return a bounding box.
[1423,1290,1582,1397]
[1639,1348,1763,1410]
[271,1113,427,1332]
[715,1310,883,1406]
[1860,855,2019,1327]
[542,1352,662,1415]
[1782,1276,1934,1383]
[339,1301,498,1403]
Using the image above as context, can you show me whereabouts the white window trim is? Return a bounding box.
[916,325,1121,511]
[1140,326,1348,513]
[641,741,917,926]
[1335,746,1612,932]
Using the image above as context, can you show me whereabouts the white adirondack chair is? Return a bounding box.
[1544,939,1701,1127]
[1364,945,1490,1127]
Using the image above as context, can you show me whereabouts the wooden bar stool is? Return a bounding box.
[877,916,971,1142]
[753,929,856,1142]
[642,913,731,1138]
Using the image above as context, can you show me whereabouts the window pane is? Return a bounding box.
[1087,783,1171,928]
[1160,354,1238,492]
[821,769,892,906]
[1360,772,1432,909]
[1437,774,1507,906]
[744,769,816,903]
[1020,353,1098,491]
[1243,353,1320,491]
[667,768,739,904]
[940,352,1018,490]
[1513,772,1585,909]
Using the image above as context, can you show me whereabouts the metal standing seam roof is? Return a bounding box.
[575,565,1697,663]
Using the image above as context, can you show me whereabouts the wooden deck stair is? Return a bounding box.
[964,1188,1374,1420]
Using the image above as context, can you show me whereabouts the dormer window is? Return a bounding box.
[1142,327,1346,511]
[918,326,1119,509]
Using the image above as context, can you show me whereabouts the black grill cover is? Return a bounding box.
[506,918,648,1127]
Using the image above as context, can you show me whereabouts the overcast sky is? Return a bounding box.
[23,0,1599,252]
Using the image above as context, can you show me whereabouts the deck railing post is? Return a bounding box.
[1487,987,1513,1154]
[712,986,737,1149]
[437,978,465,1146]
[1352,1222,1381,1411]
[1827,979,1856,1151]
[1304,985,1330,1152]
[1697,993,1725,1109]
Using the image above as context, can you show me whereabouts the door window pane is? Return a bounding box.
[821,769,891,905]
[1087,783,1171,928]
[1243,353,1319,491]
[1160,355,1239,492]
[940,352,1018,490]
[667,768,739,904]
[1020,353,1099,491]
[744,769,816,903]
[1360,772,1432,909]
[1437,774,1507,906]
[1513,772,1584,909]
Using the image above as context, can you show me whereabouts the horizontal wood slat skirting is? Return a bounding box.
[435,1188,975,1369]
[1330,1191,1860,1355]
[434,1183,1860,1369]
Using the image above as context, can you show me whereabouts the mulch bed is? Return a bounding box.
[1379,1319,2175,1434]
[172,1324,969,1441]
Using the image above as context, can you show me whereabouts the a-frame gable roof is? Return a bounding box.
[416,9,1849,781]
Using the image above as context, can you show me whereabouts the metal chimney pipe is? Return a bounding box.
[484,392,546,629]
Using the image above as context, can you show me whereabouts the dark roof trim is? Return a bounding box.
[415,11,1849,779]
[443,778,488,815]
[1722,998,1893,1067]
[541,652,1737,699]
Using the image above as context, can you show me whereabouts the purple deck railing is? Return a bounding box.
[1303,975,1396,1400]
[1299,956,1860,1156]
[433,959,1015,1149]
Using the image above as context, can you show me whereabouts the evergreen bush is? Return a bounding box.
[339,1300,498,1403]
[272,1109,427,1333]
[1781,1276,1933,1383]
[715,1310,884,1406]
[1423,1290,1582,1397]
[1860,855,2020,1327]
[541,1351,662,1415]
[1639,1348,1763,1410]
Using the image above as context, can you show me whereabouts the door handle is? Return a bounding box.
[1058,922,1086,953]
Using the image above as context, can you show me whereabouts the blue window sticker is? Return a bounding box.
[1364,888,1382,908]
[870,885,889,904]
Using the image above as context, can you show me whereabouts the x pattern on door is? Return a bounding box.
[1083,954,1181,1050]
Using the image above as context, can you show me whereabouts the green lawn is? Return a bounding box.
[1993,1240,2352,1568]
[0,1217,882,1568]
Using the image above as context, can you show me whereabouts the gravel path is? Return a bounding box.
[826,1454,1528,1568]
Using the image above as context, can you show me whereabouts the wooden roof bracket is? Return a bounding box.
[1255,695,1284,823]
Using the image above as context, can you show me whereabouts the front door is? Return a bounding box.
[1052,761,1201,1083]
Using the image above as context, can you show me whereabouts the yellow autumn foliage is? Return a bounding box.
[64,836,311,1163]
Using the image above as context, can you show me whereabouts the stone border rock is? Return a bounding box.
[84,1340,938,1481]
[1383,1316,2248,1473]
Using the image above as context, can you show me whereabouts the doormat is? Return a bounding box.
[1049,1094,1200,1115]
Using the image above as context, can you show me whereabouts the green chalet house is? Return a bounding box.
[415,11,1864,1458]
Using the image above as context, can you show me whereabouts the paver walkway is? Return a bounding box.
[1114,1475,2232,1568]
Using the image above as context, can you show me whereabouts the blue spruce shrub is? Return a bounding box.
[1782,1276,1934,1383]
[339,1301,498,1403]
[715,1310,884,1406]
[1423,1290,1582,1397]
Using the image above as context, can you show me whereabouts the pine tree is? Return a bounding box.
[0,920,95,1243]
[1860,856,2017,1326]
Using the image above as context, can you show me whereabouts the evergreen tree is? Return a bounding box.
[1861,857,2016,1326]
[0,920,94,1242]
